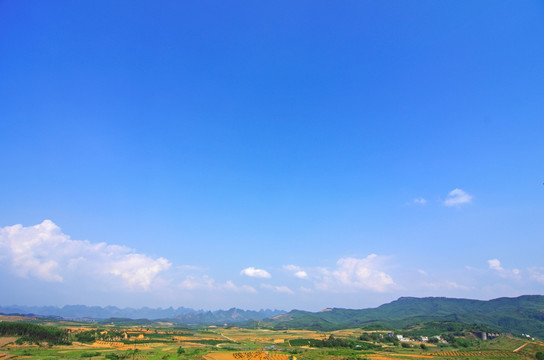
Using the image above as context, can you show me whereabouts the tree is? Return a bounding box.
[177,346,185,356]
[129,349,139,360]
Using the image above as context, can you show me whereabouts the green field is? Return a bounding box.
[1,315,543,360]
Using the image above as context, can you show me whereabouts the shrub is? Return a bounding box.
[81,351,101,358]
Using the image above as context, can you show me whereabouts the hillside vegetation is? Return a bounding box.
[0,322,70,345]
[245,295,544,337]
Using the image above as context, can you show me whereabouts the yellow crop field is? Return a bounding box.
[0,338,17,347]
[220,329,326,343]
[205,351,293,360]
[367,355,434,360]
[0,319,540,360]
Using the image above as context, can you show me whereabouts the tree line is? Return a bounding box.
[0,321,70,345]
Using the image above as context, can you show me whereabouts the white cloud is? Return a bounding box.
[261,284,294,294]
[442,281,470,290]
[180,275,216,290]
[444,188,472,207]
[106,253,170,290]
[0,220,170,290]
[316,255,394,293]
[283,264,308,279]
[529,267,544,284]
[333,255,395,292]
[177,264,206,271]
[488,258,521,279]
[413,197,427,205]
[283,264,299,272]
[421,280,470,291]
[180,276,256,293]
[240,267,271,278]
[488,259,503,271]
[225,280,257,293]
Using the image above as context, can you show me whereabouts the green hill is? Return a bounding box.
[246,295,544,337]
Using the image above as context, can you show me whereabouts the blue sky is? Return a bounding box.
[1,1,543,311]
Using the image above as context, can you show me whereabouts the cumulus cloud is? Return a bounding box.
[106,253,170,290]
[240,267,271,278]
[488,258,521,279]
[261,284,294,294]
[0,220,171,290]
[283,264,308,279]
[332,255,395,292]
[488,259,503,271]
[444,188,472,207]
[316,255,394,292]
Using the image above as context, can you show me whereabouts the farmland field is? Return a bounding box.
[0,318,542,360]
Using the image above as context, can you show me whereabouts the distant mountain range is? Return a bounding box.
[0,305,284,324]
[2,295,543,337]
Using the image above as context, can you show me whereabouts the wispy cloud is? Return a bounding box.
[283,264,299,271]
[0,220,170,290]
[177,264,206,271]
[224,280,257,293]
[179,275,215,290]
[444,188,472,207]
[261,284,294,294]
[413,197,427,205]
[180,275,256,293]
[283,264,308,279]
[420,280,470,291]
[528,267,544,284]
[240,267,271,278]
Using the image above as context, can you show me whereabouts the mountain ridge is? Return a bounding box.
[0,305,284,324]
[243,295,544,338]
[2,295,543,337]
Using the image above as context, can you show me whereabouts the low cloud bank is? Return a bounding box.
[0,220,170,290]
